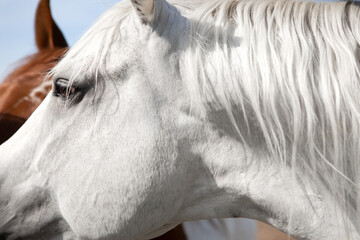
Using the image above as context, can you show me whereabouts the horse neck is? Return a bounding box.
[177,3,360,236]
[176,113,357,239]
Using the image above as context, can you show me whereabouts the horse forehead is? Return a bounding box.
[54,6,185,79]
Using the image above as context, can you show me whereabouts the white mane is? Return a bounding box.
[181,0,360,233]
[54,0,360,234]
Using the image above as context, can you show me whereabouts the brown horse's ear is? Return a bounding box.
[35,0,68,50]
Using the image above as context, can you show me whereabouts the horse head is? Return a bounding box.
[0,0,359,239]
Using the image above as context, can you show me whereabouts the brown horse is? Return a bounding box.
[0,0,67,144]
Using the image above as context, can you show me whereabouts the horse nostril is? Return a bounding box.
[0,232,11,240]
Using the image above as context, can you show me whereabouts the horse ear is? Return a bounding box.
[35,0,68,50]
[130,0,155,24]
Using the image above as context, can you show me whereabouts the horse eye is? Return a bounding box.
[54,79,76,99]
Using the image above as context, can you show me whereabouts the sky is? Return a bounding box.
[0,0,118,81]
[0,0,339,82]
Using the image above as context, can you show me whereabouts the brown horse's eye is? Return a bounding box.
[54,79,76,99]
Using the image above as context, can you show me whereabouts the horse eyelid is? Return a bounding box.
[54,78,76,99]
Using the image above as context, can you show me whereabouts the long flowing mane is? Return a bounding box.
[181,0,360,233]
[54,0,360,234]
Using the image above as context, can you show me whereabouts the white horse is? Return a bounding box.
[0,0,359,239]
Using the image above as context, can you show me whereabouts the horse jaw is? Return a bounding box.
[0,97,69,239]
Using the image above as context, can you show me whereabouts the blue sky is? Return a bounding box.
[0,0,118,81]
[0,0,339,82]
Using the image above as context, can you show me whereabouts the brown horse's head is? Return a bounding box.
[0,0,68,144]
